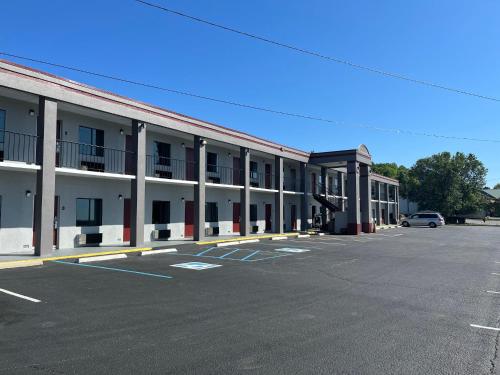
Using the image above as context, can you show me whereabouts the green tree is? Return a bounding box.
[408,152,487,217]
[494,183,500,189]
[372,163,411,198]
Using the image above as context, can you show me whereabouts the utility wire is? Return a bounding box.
[1,52,499,143]
[134,0,500,104]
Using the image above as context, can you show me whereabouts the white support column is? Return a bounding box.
[347,161,360,235]
[321,167,328,229]
[34,96,57,257]
[385,183,390,225]
[130,120,146,247]
[300,162,309,231]
[240,147,250,236]
[360,164,372,233]
[274,155,284,234]
[194,136,206,241]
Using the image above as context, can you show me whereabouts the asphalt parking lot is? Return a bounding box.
[1,226,500,374]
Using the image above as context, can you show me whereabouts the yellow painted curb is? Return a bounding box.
[196,233,300,245]
[42,247,153,262]
[0,247,153,268]
[0,260,44,269]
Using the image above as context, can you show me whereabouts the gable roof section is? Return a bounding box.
[483,189,500,200]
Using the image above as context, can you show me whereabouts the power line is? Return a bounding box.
[134,0,500,104]
[1,52,499,144]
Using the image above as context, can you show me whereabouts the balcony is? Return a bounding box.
[283,176,301,192]
[206,164,241,185]
[146,155,195,181]
[0,130,37,165]
[57,140,133,175]
[250,171,275,189]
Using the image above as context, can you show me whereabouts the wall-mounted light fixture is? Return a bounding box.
[200,139,207,146]
[118,194,123,200]
[181,142,185,148]
[28,109,35,116]
[119,129,124,135]
[181,197,185,202]
[228,199,232,204]
[25,190,31,197]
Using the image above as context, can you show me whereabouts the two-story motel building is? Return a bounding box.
[0,60,400,256]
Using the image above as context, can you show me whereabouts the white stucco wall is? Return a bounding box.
[144,182,194,241]
[55,175,131,249]
[0,95,38,136]
[0,171,36,253]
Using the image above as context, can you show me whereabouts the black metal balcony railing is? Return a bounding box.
[57,140,133,174]
[146,155,196,181]
[250,171,275,189]
[0,130,38,164]
[206,164,241,185]
[315,182,340,197]
[283,176,301,192]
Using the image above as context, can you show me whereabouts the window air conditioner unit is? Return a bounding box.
[153,229,171,241]
[78,233,103,246]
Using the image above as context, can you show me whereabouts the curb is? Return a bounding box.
[0,259,44,270]
[196,233,300,245]
[138,248,177,256]
[76,254,128,263]
[0,247,153,270]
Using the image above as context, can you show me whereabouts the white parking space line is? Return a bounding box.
[256,242,324,250]
[0,288,41,303]
[470,324,500,331]
[491,273,500,276]
[77,254,127,263]
[292,240,347,246]
[486,291,500,294]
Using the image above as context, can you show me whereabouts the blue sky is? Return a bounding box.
[2,0,500,186]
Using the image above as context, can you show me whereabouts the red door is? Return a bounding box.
[186,148,194,181]
[311,173,317,194]
[232,202,241,233]
[265,164,272,189]
[185,201,194,237]
[123,198,131,242]
[233,157,240,185]
[291,204,297,231]
[125,135,134,175]
[265,204,272,232]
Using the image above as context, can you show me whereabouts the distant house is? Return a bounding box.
[482,189,500,217]
[482,189,500,202]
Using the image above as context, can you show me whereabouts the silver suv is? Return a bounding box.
[401,212,445,228]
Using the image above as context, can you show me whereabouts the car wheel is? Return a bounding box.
[402,221,409,227]
[429,222,437,228]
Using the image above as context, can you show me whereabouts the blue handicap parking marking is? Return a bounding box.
[176,246,295,263]
[51,260,173,279]
[170,262,222,270]
[275,248,310,253]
